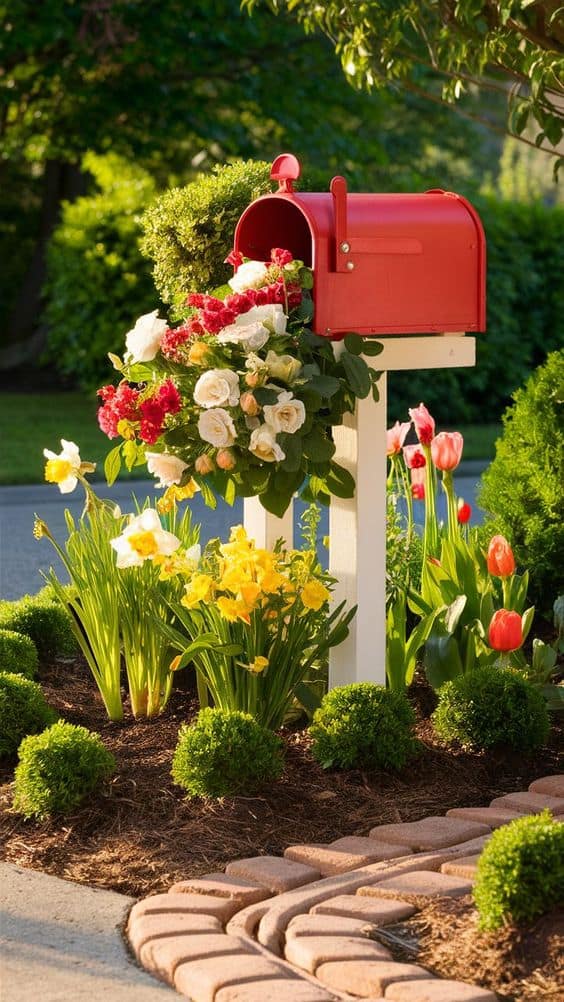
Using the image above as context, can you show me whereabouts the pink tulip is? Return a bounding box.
[387,420,411,457]
[409,403,435,446]
[403,444,426,469]
[410,465,425,499]
[431,431,464,471]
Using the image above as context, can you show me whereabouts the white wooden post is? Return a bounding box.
[329,334,476,688]
[243,495,294,550]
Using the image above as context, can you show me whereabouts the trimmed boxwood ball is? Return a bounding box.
[0,629,38,679]
[432,665,550,752]
[13,720,116,820]
[171,708,284,799]
[473,811,564,930]
[0,672,58,758]
[0,594,77,660]
[309,683,418,771]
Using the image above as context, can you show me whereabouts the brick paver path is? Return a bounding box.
[126,774,564,1002]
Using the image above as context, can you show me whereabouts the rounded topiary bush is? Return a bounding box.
[473,811,564,930]
[479,349,564,611]
[432,666,550,752]
[13,721,116,819]
[0,672,58,758]
[171,708,284,798]
[0,629,38,679]
[309,683,417,771]
[0,594,77,660]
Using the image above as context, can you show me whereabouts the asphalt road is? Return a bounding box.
[0,470,485,601]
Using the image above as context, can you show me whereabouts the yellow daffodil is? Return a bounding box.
[238,581,262,608]
[216,596,251,624]
[181,573,215,608]
[157,480,200,513]
[300,579,331,611]
[247,656,269,674]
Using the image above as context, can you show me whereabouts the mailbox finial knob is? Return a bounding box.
[271,153,301,194]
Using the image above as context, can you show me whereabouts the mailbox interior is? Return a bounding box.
[235,196,314,267]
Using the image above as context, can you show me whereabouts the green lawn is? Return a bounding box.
[0,392,501,486]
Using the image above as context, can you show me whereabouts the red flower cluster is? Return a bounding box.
[160,320,204,362]
[97,383,140,439]
[183,280,302,341]
[139,379,181,444]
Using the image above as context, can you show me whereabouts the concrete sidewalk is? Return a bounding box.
[0,862,176,1001]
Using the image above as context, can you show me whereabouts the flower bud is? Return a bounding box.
[216,448,236,471]
[245,371,261,389]
[188,341,210,365]
[240,391,260,417]
[195,454,215,475]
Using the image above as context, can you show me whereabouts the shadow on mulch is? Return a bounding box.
[0,656,562,905]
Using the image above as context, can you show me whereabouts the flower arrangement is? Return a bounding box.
[157,523,355,730]
[97,248,382,516]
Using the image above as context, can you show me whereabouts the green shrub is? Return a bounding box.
[479,350,564,611]
[43,151,158,388]
[0,629,38,679]
[432,666,550,752]
[13,720,115,819]
[473,811,564,930]
[389,200,564,424]
[309,683,417,771]
[0,673,57,758]
[0,594,77,661]
[171,708,284,798]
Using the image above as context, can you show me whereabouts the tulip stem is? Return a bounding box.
[442,471,458,543]
[422,444,438,560]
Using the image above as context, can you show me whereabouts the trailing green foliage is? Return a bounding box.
[0,673,57,758]
[0,594,77,661]
[474,812,564,931]
[390,201,564,423]
[432,666,550,752]
[171,708,284,798]
[0,629,38,679]
[309,683,417,771]
[479,350,564,611]
[44,152,158,388]
[13,720,115,819]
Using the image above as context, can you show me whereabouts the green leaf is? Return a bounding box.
[360,338,384,357]
[341,351,372,398]
[325,461,355,498]
[224,477,237,506]
[293,682,322,718]
[424,632,464,690]
[122,439,138,471]
[279,433,303,472]
[307,374,341,398]
[444,594,467,634]
[260,484,294,517]
[104,445,122,486]
[343,333,363,355]
[194,476,217,510]
[254,386,280,405]
[302,427,336,462]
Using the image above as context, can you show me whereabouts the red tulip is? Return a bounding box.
[387,420,411,457]
[457,499,472,524]
[431,431,464,471]
[488,609,523,652]
[409,403,435,446]
[487,535,515,577]
[403,444,426,469]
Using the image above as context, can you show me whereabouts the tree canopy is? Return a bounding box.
[245,1,564,172]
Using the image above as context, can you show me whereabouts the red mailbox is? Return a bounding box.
[234,154,486,338]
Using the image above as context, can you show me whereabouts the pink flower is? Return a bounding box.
[431,431,464,471]
[225,249,244,268]
[97,383,140,439]
[409,403,435,446]
[403,444,426,469]
[411,465,425,499]
[271,248,293,267]
[387,421,411,457]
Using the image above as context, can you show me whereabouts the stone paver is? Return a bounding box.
[226,855,321,893]
[285,839,408,876]
[285,935,392,974]
[490,791,564,815]
[440,855,480,880]
[368,818,490,851]
[446,807,523,828]
[384,979,498,1001]
[139,933,254,983]
[128,913,227,956]
[174,954,296,1002]
[528,774,564,798]
[129,894,226,923]
[215,978,338,1001]
[169,873,272,907]
[286,913,377,939]
[311,895,417,925]
[358,870,472,901]
[316,960,432,997]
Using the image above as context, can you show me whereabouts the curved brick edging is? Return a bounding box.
[125,774,564,1002]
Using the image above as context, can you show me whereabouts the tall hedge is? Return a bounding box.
[43,152,158,388]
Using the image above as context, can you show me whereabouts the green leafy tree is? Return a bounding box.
[245,1,564,167]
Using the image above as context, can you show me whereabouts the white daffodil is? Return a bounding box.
[43,440,82,494]
[110,508,181,569]
[125,310,168,363]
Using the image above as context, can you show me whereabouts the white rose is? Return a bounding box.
[216,321,269,352]
[265,350,302,385]
[125,310,168,363]
[198,408,237,448]
[228,260,268,293]
[194,369,240,408]
[236,304,287,336]
[249,424,285,463]
[263,391,306,435]
[145,451,188,488]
